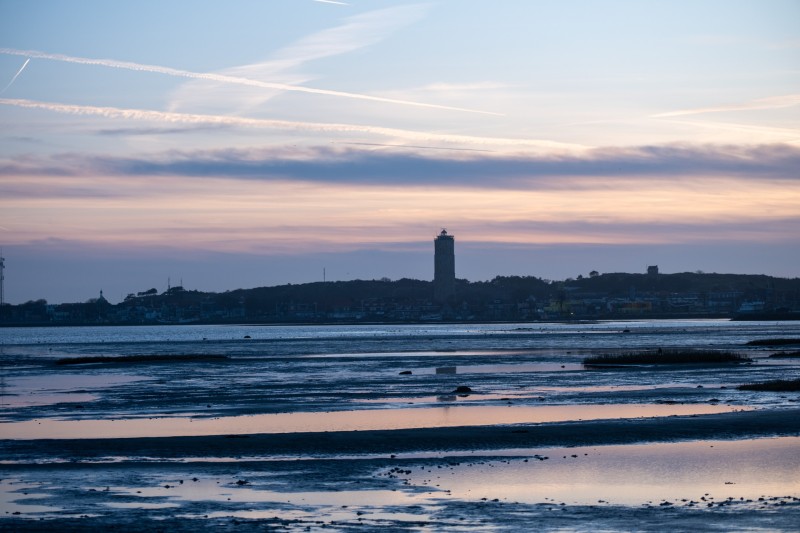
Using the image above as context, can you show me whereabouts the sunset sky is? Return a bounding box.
[1,0,799,304]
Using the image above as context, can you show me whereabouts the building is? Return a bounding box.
[434,229,455,303]
[647,265,659,276]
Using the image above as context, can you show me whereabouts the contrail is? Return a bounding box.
[0,97,585,151]
[651,94,800,118]
[0,48,502,116]
[0,58,30,95]
[314,0,350,5]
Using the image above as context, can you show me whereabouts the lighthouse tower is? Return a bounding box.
[0,250,5,307]
[433,229,455,303]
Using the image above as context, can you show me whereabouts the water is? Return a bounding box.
[2,320,799,529]
[1,319,797,348]
[402,436,800,506]
[1,404,745,440]
[2,319,799,430]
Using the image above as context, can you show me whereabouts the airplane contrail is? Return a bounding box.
[0,58,30,95]
[314,0,350,5]
[650,94,800,118]
[0,48,502,116]
[0,97,585,151]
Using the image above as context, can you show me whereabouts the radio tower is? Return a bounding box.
[0,250,5,307]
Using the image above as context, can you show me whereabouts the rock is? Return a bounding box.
[453,386,472,393]
[399,370,412,375]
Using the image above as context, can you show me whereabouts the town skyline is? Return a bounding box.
[2,1,798,305]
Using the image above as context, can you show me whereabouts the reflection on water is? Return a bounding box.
[110,478,434,524]
[403,437,800,506]
[423,363,585,375]
[1,403,746,440]
[4,374,145,393]
[0,479,61,515]
[1,374,144,411]
[117,479,423,507]
[0,392,98,409]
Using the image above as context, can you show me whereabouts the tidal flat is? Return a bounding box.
[1,320,799,531]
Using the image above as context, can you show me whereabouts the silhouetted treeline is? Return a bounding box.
[1,272,799,325]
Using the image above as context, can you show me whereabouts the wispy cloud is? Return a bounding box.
[0,46,500,116]
[655,118,800,144]
[169,4,428,114]
[651,94,800,118]
[313,0,349,5]
[0,97,579,152]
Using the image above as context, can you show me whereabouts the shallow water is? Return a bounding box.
[3,319,799,356]
[2,319,798,426]
[2,320,799,530]
[2,437,797,527]
[401,436,800,506]
[0,403,746,440]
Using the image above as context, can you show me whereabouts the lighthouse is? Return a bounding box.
[434,229,455,303]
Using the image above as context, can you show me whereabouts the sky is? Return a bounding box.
[1,0,799,304]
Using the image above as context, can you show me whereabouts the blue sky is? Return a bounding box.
[1,0,799,304]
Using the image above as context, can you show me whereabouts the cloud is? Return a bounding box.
[653,118,800,144]
[2,131,797,188]
[651,94,800,118]
[0,46,500,116]
[96,125,232,136]
[169,4,429,114]
[0,97,579,152]
[470,217,800,244]
[91,144,800,186]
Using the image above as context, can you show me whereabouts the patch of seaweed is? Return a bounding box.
[55,354,229,365]
[583,349,751,366]
[738,379,800,392]
[746,338,800,346]
[769,351,800,359]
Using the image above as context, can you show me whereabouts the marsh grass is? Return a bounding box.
[55,354,229,365]
[583,349,751,366]
[746,338,800,346]
[738,379,800,392]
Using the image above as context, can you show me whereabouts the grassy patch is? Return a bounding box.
[583,349,751,366]
[769,351,800,359]
[55,354,229,365]
[738,379,800,392]
[746,338,800,346]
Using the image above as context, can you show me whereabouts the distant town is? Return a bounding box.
[1,232,798,325]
